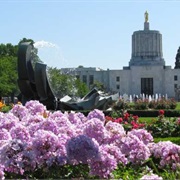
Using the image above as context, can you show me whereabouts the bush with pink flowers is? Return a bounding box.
[0,100,179,179]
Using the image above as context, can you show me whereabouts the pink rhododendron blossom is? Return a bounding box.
[75,112,87,123]
[0,139,28,175]
[23,114,45,127]
[105,121,126,144]
[83,118,109,144]
[0,100,179,179]
[66,135,100,164]
[128,129,153,145]
[10,104,29,121]
[31,129,60,167]
[87,109,105,123]
[140,173,163,180]
[68,112,83,126]
[0,129,11,141]
[150,141,180,169]
[0,165,5,180]
[25,100,47,115]
[39,119,59,135]
[120,133,151,164]
[89,145,117,179]
[0,113,19,131]
[10,124,31,142]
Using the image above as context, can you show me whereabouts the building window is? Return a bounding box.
[116,85,120,90]
[174,75,178,81]
[174,84,178,89]
[89,75,94,85]
[82,75,87,84]
[116,76,120,82]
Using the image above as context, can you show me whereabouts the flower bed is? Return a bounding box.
[113,98,177,110]
[0,100,180,179]
[107,109,180,138]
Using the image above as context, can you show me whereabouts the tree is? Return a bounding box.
[0,56,18,98]
[74,78,89,98]
[0,43,18,57]
[0,43,19,100]
[47,67,89,98]
[90,80,105,91]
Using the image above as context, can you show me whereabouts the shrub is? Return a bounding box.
[134,99,149,110]
[148,98,177,110]
[112,99,130,110]
[145,110,180,137]
[1,100,180,179]
[106,110,145,131]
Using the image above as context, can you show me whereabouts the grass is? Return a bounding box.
[138,117,156,124]
[176,102,180,110]
[154,137,180,145]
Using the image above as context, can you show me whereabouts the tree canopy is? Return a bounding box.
[0,43,18,98]
[47,67,89,99]
[0,38,40,99]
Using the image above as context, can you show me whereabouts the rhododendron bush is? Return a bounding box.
[0,100,179,179]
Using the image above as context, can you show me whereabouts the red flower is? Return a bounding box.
[124,113,130,120]
[133,115,139,121]
[159,110,164,115]
[132,124,139,129]
[131,121,139,129]
[114,118,123,123]
[105,116,114,121]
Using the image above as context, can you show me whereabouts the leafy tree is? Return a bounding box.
[90,80,104,91]
[74,78,89,98]
[47,67,89,98]
[0,43,18,57]
[0,43,19,101]
[0,56,18,98]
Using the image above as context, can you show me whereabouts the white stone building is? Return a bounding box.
[61,12,180,98]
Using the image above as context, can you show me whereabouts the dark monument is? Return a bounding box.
[17,42,115,110]
[34,63,57,110]
[17,42,39,104]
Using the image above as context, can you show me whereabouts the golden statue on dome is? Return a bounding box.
[144,11,148,22]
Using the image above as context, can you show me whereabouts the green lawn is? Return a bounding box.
[138,117,156,124]
[137,102,180,124]
[176,102,180,110]
[154,137,180,145]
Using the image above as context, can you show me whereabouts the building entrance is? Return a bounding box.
[141,78,153,95]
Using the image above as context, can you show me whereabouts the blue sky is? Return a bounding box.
[1,0,180,70]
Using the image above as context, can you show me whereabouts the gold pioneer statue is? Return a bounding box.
[145,11,148,22]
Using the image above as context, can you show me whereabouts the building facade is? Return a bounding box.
[61,12,180,98]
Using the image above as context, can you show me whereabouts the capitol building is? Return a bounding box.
[61,12,180,99]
